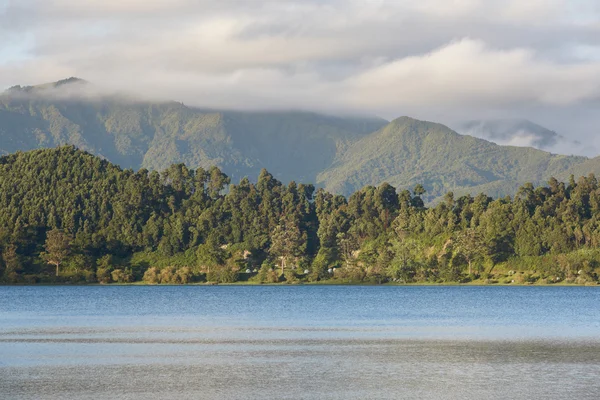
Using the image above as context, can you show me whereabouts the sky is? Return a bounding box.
[1,0,600,154]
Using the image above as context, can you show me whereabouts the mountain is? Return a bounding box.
[454,118,589,155]
[3,79,600,202]
[0,80,386,184]
[318,117,600,201]
[7,77,89,93]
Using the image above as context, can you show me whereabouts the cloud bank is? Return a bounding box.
[1,0,600,153]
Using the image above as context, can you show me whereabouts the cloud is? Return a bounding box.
[1,0,600,154]
[345,39,600,110]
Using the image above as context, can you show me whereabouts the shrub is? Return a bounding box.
[283,270,299,284]
[83,270,96,283]
[96,267,112,284]
[335,264,366,282]
[207,263,239,283]
[111,268,134,283]
[159,267,177,284]
[175,267,193,284]
[253,262,279,283]
[142,267,160,284]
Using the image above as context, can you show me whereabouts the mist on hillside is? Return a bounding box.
[453,119,597,157]
[1,0,600,156]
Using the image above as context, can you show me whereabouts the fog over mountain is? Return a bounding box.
[4,78,600,204]
[1,0,600,154]
[453,119,595,156]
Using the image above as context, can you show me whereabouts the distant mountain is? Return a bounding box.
[7,77,89,93]
[318,117,600,201]
[0,79,386,184]
[3,79,600,202]
[454,118,589,155]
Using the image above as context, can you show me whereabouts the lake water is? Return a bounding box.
[1,285,600,399]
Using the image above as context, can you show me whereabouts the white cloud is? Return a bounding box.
[345,39,600,111]
[1,0,600,154]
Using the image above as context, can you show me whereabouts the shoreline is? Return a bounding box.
[2,281,598,287]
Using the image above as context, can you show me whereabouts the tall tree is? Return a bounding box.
[454,228,484,275]
[270,218,304,275]
[41,229,72,276]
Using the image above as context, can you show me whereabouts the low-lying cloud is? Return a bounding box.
[1,0,600,154]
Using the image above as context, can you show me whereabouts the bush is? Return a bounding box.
[283,270,299,284]
[96,267,112,284]
[66,254,94,273]
[207,263,239,283]
[96,255,115,284]
[175,267,193,284]
[512,273,526,284]
[142,267,160,284]
[253,262,280,283]
[159,266,177,283]
[3,271,20,284]
[142,266,195,284]
[335,264,367,282]
[111,268,134,283]
[83,270,96,283]
[309,248,337,282]
[575,273,595,285]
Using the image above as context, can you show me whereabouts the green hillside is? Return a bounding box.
[2,80,600,202]
[318,117,600,201]
[0,84,385,184]
[2,146,600,286]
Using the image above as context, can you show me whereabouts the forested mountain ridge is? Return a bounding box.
[318,117,600,201]
[1,146,600,285]
[2,79,600,202]
[0,82,386,185]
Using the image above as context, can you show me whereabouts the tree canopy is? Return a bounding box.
[1,146,599,285]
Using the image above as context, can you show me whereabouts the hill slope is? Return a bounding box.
[3,80,600,202]
[0,83,386,184]
[318,117,600,201]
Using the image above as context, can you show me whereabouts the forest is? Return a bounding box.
[1,146,599,285]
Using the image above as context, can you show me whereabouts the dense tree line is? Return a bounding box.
[0,146,599,285]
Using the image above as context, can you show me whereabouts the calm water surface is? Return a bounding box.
[1,285,599,399]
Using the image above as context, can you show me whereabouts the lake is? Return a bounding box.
[1,285,599,399]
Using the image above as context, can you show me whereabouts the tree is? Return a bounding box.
[1,244,22,280]
[270,218,305,275]
[196,236,227,275]
[96,254,114,283]
[41,229,72,276]
[413,184,426,197]
[142,267,160,284]
[454,228,484,276]
[412,184,426,208]
[207,166,231,199]
[389,237,420,282]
